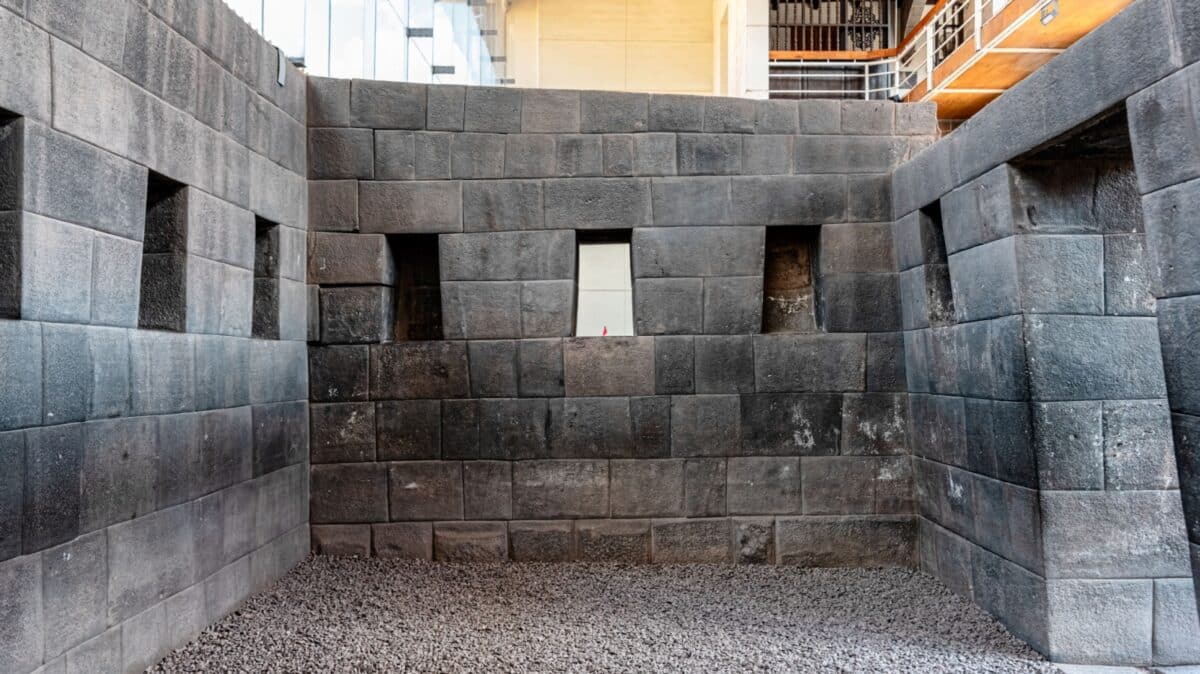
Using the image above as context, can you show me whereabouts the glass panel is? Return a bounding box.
[262,0,306,58]
[375,0,408,81]
[328,0,368,78]
[576,243,634,337]
[304,0,331,75]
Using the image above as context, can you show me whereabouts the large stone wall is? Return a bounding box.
[891,0,1200,666]
[304,80,938,564]
[0,1,309,672]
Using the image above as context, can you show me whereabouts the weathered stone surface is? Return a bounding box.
[547,397,632,458]
[630,396,671,459]
[388,461,463,521]
[576,519,650,562]
[377,400,442,460]
[478,398,548,460]
[468,340,519,398]
[521,89,580,133]
[703,276,763,335]
[648,94,704,132]
[359,181,462,234]
[563,337,654,397]
[464,86,521,133]
[308,127,373,180]
[1041,490,1190,579]
[23,424,83,553]
[509,520,574,562]
[610,460,684,517]
[450,133,505,179]
[512,460,608,519]
[654,336,695,395]
[650,176,731,226]
[1024,315,1167,401]
[505,134,555,178]
[309,345,369,402]
[427,84,465,131]
[734,517,776,564]
[350,80,425,129]
[310,524,371,556]
[727,457,800,514]
[652,519,731,563]
[520,280,575,338]
[776,516,916,567]
[373,522,433,560]
[463,461,512,520]
[518,339,564,397]
[42,530,106,658]
[544,178,651,228]
[671,394,740,457]
[441,281,522,339]
[634,278,703,335]
[310,463,388,524]
[463,180,544,232]
[677,133,741,176]
[319,286,394,344]
[79,417,157,533]
[1152,578,1200,665]
[0,554,42,673]
[841,393,907,455]
[581,91,649,133]
[433,522,508,562]
[754,334,866,392]
[371,342,469,400]
[1046,579,1152,665]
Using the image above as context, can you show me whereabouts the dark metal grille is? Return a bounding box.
[770,1,895,52]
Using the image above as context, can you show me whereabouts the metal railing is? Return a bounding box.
[769,0,1019,100]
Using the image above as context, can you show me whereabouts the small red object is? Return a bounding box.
[602,326,608,336]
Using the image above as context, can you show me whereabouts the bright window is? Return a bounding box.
[576,243,633,337]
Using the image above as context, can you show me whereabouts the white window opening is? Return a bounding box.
[576,242,633,337]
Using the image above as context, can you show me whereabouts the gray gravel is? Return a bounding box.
[154,556,1058,673]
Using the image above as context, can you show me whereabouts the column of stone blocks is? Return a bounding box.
[305,82,934,563]
[0,1,312,672]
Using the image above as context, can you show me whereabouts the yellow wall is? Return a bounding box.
[506,0,715,94]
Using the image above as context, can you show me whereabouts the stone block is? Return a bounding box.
[319,286,393,344]
[562,337,654,397]
[652,519,732,564]
[727,457,800,515]
[20,213,94,324]
[468,340,519,398]
[371,342,469,400]
[554,134,602,177]
[306,76,350,127]
[79,417,157,533]
[518,339,564,397]
[194,407,253,495]
[64,626,121,674]
[1024,315,1167,401]
[512,460,608,519]
[776,516,915,567]
[477,398,548,460]
[1129,66,1200,194]
[1145,179,1200,297]
[463,180,544,232]
[909,394,967,467]
[373,130,414,180]
[684,458,726,517]
[648,94,704,132]
[121,602,168,674]
[940,164,1019,253]
[1159,296,1200,416]
[544,178,651,229]
[582,91,649,133]
[650,176,732,226]
[821,222,895,274]
[0,554,42,673]
[350,79,425,129]
[308,232,395,286]
[544,397,630,459]
[694,335,754,394]
[441,230,574,281]
[741,134,793,175]
[310,403,375,464]
[42,530,106,659]
[1170,413,1200,541]
[1016,234,1105,314]
[0,432,22,561]
[504,134,556,178]
[677,133,742,175]
[754,333,866,392]
[702,276,762,335]
[654,336,695,395]
[610,459,684,518]
[376,399,442,460]
[309,345,370,402]
[90,232,141,327]
[0,321,41,430]
[310,463,388,524]
[895,103,937,135]
[633,226,763,278]
[311,524,371,556]
[427,84,465,131]
[947,237,1020,322]
[1033,401,1104,490]
[576,520,651,563]
[450,132,505,179]
[464,461,512,520]
[794,135,903,174]
[603,134,635,176]
[755,99,799,134]
[670,394,740,457]
[308,180,358,233]
[442,280,522,339]
[634,277,703,335]
[819,273,901,333]
[866,332,906,393]
[703,97,755,133]
[1041,490,1190,579]
[800,456,877,515]
[1152,578,1200,665]
[433,522,508,562]
[796,100,840,134]
[106,504,195,623]
[1046,579,1153,665]
[630,396,671,459]
[841,393,907,455]
[308,127,373,180]
[464,86,521,133]
[521,89,580,133]
[414,131,451,179]
[840,100,895,135]
[372,522,433,559]
[509,520,574,562]
[633,133,677,176]
[892,209,945,272]
[1104,233,1156,316]
[359,181,462,234]
[41,324,90,424]
[23,424,82,553]
[729,175,847,225]
[388,461,463,521]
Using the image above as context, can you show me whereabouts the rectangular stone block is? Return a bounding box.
[508,520,573,562]
[684,458,726,517]
[0,321,41,430]
[0,554,42,673]
[442,280,522,339]
[427,84,465,131]
[308,232,395,286]
[309,345,369,403]
[651,519,732,564]
[308,180,358,232]
[464,86,521,133]
[577,519,651,563]
[654,336,694,395]
[319,286,393,344]
[940,164,1020,254]
[1145,178,1200,298]
[755,99,799,134]
[463,180,544,232]
[800,457,877,515]
[42,530,106,659]
[512,460,608,519]
[433,522,508,562]
[677,133,741,176]
[548,397,632,458]
[702,276,763,335]
[1024,315,1167,401]
[742,135,793,175]
[1041,490,1190,579]
[610,459,684,517]
[1104,233,1156,317]
[359,181,462,234]
[518,339,564,397]
[441,230,574,281]
[350,79,425,129]
[374,130,414,180]
[450,132,505,179]
[504,134,555,178]
[841,393,907,455]
[866,332,906,393]
[463,461,512,520]
[1045,578,1152,665]
[648,94,704,132]
[388,461,463,521]
[544,178,651,229]
[1032,401,1104,490]
[562,337,655,397]
[468,340,519,398]
[776,516,916,567]
[704,98,755,133]
[308,127,373,180]
[1016,234,1105,314]
[633,277,703,335]
[521,89,580,133]
[79,417,156,534]
[311,524,371,556]
[310,463,388,524]
[671,394,740,457]
[581,91,649,133]
[129,331,194,415]
[754,333,866,392]
[372,522,433,559]
[629,396,671,459]
[478,398,548,460]
[554,134,602,177]
[793,135,904,174]
[650,176,732,226]
[603,134,635,176]
[23,423,82,554]
[1152,577,1200,665]
[20,213,94,324]
[729,175,847,225]
[90,232,142,327]
[310,402,375,464]
[632,226,764,278]
[377,399,442,460]
[727,457,800,515]
[371,342,469,400]
[106,504,195,623]
[414,131,451,179]
[694,335,754,394]
[819,273,901,333]
[307,76,350,127]
[633,133,676,176]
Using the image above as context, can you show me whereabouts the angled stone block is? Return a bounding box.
[1045,578,1152,665]
[107,504,195,624]
[319,286,394,344]
[1104,233,1155,316]
[1041,490,1190,579]
[1024,315,1167,401]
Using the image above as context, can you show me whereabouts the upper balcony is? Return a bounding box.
[769,0,1136,124]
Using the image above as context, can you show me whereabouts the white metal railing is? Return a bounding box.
[769,0,1021,101]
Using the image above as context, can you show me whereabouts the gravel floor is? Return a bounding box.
[154,556,1058,673]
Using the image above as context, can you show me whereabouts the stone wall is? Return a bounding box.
[0,1,309,672]
[304,80,938,563]
[891,0,1200,666]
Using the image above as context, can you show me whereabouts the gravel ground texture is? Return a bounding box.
[154,556,1058,673]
